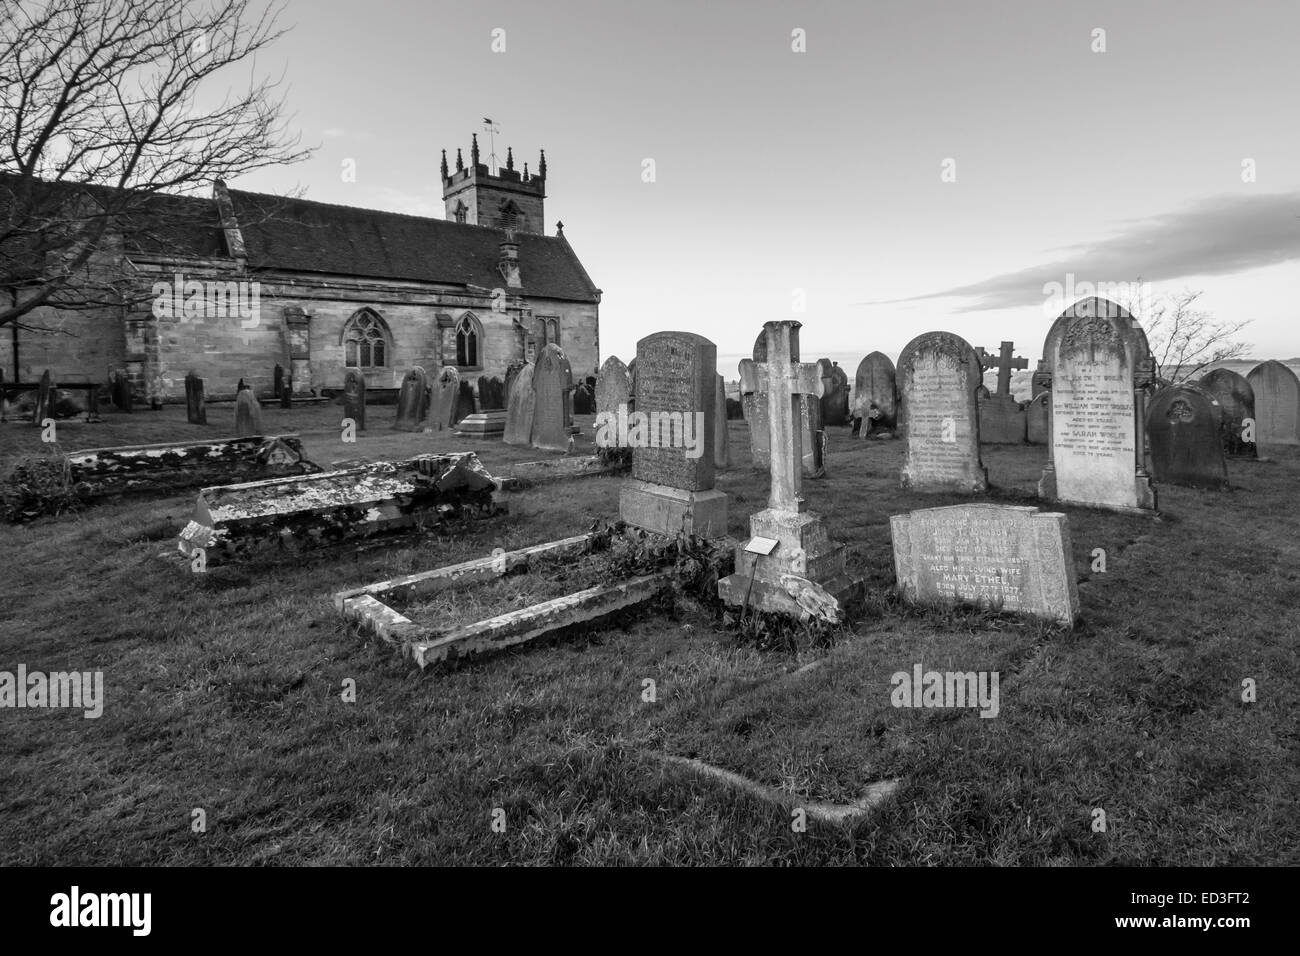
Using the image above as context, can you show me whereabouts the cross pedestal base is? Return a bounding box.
[619,479,729,538]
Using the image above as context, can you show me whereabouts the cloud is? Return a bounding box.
[861,192,1300,312]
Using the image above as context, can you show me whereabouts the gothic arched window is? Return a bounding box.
[456,313,482,368]
[454,200,468,224]
[342,309,391,368]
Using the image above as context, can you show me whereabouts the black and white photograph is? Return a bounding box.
[0,0,1294,923]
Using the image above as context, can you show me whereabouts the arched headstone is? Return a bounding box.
[1246,360,1300,448]
[854,351,897,437]
[1146,383,1228,489]
[896,331,987,493]
[1198,368,1254,457]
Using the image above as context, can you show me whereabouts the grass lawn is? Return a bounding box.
[1,401,1297,865]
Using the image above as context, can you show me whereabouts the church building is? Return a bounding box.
[2,135,601,404]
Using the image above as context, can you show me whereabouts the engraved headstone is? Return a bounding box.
[1146,383,1228,490]
[1038,298,1157,513]
[32,370,53,428]
[234,389,262,437]
[595,356,632,417]
[530,344,574,452]
[503,361,536,447]
[393,366,429,432]
[897,331,988,493]
[1246,360,1300,448]
[185,371,207,425]
[427,366,460,431]
[891,504,1079,626]
[343,368,366,431]
[1198,368,1255,457]
[854,351,897,437]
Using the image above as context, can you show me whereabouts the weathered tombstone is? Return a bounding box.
[393,367,429,432]
[1198,368,1255,457]
[454,380,477,424]
[854,351,897,437]
[1146,383,1228,490]
[1038,298,1157,513]
[595,356,632,418]
[619,331,726,536]
[1025,392,1049,445]
[1246,360,1300,448]
[742,332,772,470]
[343,368,366,431]
[530,345,573,452]
[891,504,1079,626]
[234,389,262,437]
[503,361,536,447]
[426,366,460,431]
[32,370,53,428]
[818,360,850,427]
[748,330,822,476]
[719,320,861,621]
[976,341,1028,444]
[477,375,506,412]
[185,371,207,425]
[896,331,987,493]
[714,373,730,471]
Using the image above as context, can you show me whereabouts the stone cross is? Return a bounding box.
[738,320,823,512]
[976,341,1029,399]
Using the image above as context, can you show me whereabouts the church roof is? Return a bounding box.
[226,189,601,303]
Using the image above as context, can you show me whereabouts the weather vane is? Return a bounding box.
[482,117,500,174]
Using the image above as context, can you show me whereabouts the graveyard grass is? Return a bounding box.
[2,405,1298,865]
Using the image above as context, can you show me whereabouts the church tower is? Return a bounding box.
[441,135,547,234]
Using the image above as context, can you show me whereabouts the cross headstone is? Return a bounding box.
[503,361,536,446]
[235,389,262,437]
[979,341,1029,399]
[1246,360,1300,448]
[747,329,823,477]
[897,331,988,492]
[1198,368,1255,457]
[719,321,861,622]
[32,370,53,429]
[393,367,429,432]
[185,371,207,425]
[975,341,1028,444]
[1146,383,1228,489]
[343,368,366,431]
[530,344,573,452]
[854,351,897,438]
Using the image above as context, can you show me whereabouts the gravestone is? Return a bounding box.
[595,356,632,417]
[1146,383,1228,490]
[110,370,132,412]
[619,331,726,536]
[1038,298,1157,513]
[742,332,772,470]
[719,320,861,622]
[714,373,730,471]
[573,383,596,415]
[503,361,536,447]
[1198,368,1255,457]
[32,370,53,428]
[819,360,851,427]
[393,367,429,432]
[454,380,477,424]
[279,368,293,409]
[1031,360,1051,398]
[427,366,460,431]
[343,368,366,431]
[891,504,1079,626]
[854,351,897,437]
[530,344,574,452]
[896,331,987,493]
[503,362,525,405]
[185,371,207,425]
[234,389,262,437]
[976,341,1028,444]
[747,330,822,476]
[477,375,506,412]
[1246,360,1300,447]
[1026,392,1049,444]
[273,364,284,399]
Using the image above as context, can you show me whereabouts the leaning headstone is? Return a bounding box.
[896,331,987,493]
[185,371,207,425]
[1198,368,1255,457]
[426,366,460,431]
[343,368,366,431]
[1246,360,1300,448]
[503,362,536,447]
[714,373,730,471]
[32,370,53,428]
[854,351,897,437]
[530,344,573,452]
[235,389,262,437]
[1146,383,1228,490]
[454,380,477,424]
[619,331,725,536]
[720,320,861,622]
[1025,392,1049,445]
[394,367,429,432]
[1037,298,1157,513]
[890,504,1079,627]
[477,375,506,412]
[596,356,632,418]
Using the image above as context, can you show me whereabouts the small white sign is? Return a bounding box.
[744,536,779,556]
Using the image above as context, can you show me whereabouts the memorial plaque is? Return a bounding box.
[896,331,987,493]
[185,371,207,425]
[234,389,262,437]
[854,351,897,435]
[530,345,574,452]
[630,332,715,491]
[1246,360,1300,447]
[1198,368,1255,457]
[503,362,536,447]
[595,356,632,417]
[393,367,429,432]
[343,368,366,431]
[1146,383,1228,489]
[890,504,1079,626]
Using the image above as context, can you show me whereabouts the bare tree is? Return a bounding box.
[1137,289,1252,384]
[0,0,313,330]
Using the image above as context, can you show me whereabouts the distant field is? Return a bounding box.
[1,404,1297,865]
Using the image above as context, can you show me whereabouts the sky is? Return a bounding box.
[227,0,1300,366]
